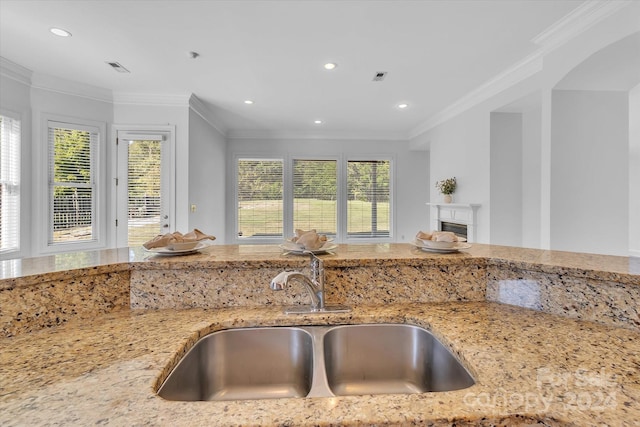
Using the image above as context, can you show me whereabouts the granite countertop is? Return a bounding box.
[1,302,639,426]
[1,243,639,425]
[3,243,640,288]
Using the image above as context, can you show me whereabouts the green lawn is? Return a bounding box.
[127,218,162,246]
[238,199,389,237]
[55,199,391,243]
[53,217,161,246]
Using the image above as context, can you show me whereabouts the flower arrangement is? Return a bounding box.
[435,177,457,195]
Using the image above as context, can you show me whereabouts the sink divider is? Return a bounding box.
[300,326,333,398]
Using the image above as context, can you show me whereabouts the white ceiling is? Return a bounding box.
[0,0,585,138]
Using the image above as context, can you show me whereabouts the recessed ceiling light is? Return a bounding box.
[397,103,408,109]
[50,27,72,37]
[244,100,254,105]
[314,120,323,124]
[324,63,337,70]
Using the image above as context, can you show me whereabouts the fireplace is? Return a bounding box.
[440,221,467,239]
[426,203,480,243]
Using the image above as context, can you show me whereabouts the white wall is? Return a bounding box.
[628,84,640,257]
[426,107,492,243]
[188,109,227,242]
[521,106,542,248]
[550,90,628,256]
[416,4,640,255]
[226,138,428,243]
[398,146,430,240]
[490,112,522,246]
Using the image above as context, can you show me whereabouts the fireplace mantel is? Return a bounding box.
[426,203,481,243]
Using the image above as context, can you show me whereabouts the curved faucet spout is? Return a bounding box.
[270,252,350,314]
[270,271,323,309]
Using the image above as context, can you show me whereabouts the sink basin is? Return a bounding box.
[158,327,314,401]
[158,324,474,401]
[323,324,475,396]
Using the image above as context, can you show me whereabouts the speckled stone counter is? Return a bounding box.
[1,244,640,425]
[0,247,136,337]
[1,303,639,426]
[2,243,639,336]
[129,245,487,310]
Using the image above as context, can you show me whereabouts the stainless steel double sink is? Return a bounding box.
[158,324,475,401]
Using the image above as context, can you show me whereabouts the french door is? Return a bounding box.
[115,128,173,248]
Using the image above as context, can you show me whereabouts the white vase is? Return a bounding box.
[443,194,453,203]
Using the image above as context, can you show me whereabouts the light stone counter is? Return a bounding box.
[2,243,638,285]
[2,243,638,337]
[1,243,639,425]
[1,303,639,426]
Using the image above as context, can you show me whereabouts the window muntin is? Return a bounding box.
[347,160,390,238]
[0,114,20,254]
[48,121,99,245]
[237,159,284,238]
[236,156,392,242]
[293,159,337,236]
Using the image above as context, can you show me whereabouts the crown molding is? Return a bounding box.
[0,57,33,86]
[227,129,409,141]
[409,52,543,139]
[532,0,632,52]
[31,72,112,103]
[409,0,633,140]
[112,92,191,106]
[188,94,227,136]
[112,92,229,136]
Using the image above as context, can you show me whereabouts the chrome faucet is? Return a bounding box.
[270,251,350,314]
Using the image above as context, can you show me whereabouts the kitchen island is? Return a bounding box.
[1,244,639,426]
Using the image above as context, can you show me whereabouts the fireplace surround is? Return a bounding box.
[426,203,480,243]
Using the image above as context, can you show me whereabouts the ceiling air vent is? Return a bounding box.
[372,71,387,82]
[106,62,130,73]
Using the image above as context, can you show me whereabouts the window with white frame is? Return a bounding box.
[293,159,337,236]
[237,158,284,238]
[0,114,21,254]
[347,160,390,238]
[236,156,392,241]
[47,120,99,245]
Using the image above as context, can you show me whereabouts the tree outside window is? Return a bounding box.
[49,123,97,244]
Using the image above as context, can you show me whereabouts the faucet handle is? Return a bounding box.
[302,250,323,279]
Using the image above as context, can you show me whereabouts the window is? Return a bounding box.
[347,160,390,238]
[47,121,99,245]
[0,114,20,254]
[237,159,283,238]
[236,156,392,241]
[293,159,337,235]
